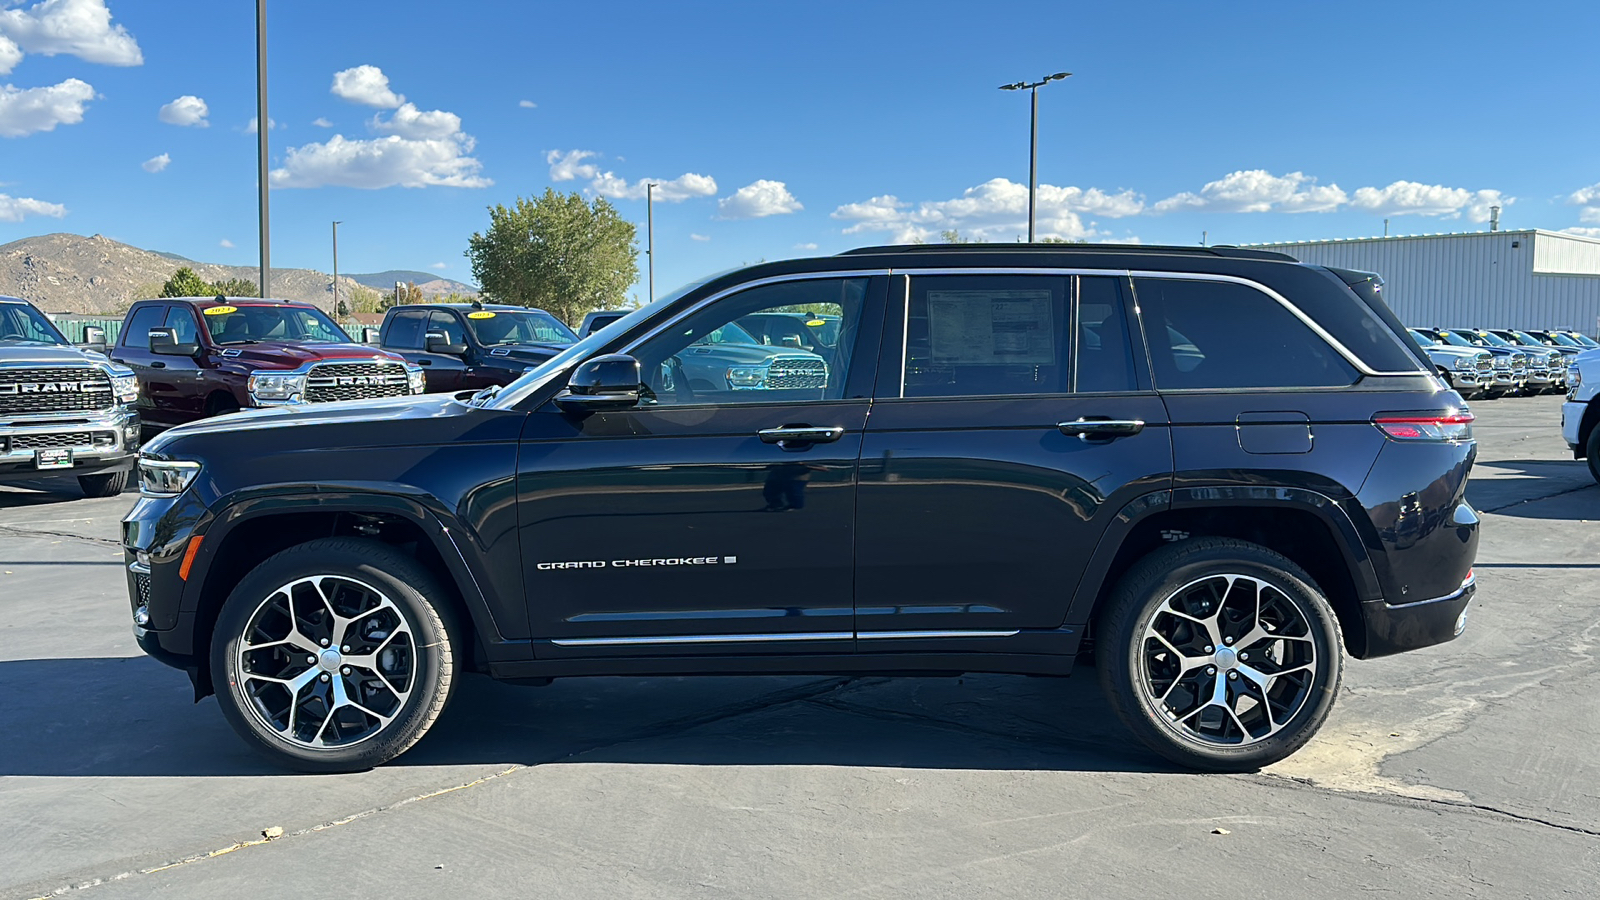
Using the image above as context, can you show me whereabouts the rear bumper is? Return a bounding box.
[1359,571,1475,658]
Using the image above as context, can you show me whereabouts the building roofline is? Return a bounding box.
[1244,228,1600,248]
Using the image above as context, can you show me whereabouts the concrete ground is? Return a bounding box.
[1,396,1594,900]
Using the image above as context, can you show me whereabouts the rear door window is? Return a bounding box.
[1134,278,1357,390]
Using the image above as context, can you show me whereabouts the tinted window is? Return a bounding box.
[1134,278,1357,389]
[163,306,200,345]
[384,311,428,350]
[123,305,167,349]
[1076,277,1138,393]
[427,311,467,345]
[205,305,346,343]
[903,275,1068,397]
[0,304,66,344]
[632,277,870,407]
[466,310,577,345]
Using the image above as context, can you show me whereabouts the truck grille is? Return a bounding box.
[1509,354,1526,370]
[0,367,114,415]
[1475,355,1493,372]
[304,361,411,403]
[6,431,115,451]
[767,357,828,390]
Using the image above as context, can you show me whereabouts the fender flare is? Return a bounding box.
[1062,485,1383,628]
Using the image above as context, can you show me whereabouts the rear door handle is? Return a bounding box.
[758,425,845,447]
[1057,418,1145,439]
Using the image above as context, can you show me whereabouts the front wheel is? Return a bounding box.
[1096,538,1343,772]
[78,470,128,498]
[210,537,459,772]
[1587,425,1600,486]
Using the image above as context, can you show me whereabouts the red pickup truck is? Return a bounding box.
[112,296,425,426]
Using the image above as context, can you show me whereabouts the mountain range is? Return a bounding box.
[0,233,477,315]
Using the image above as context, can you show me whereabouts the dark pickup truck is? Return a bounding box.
[0,295,141,497]
[112,296,425,425]
[374,302,578,393]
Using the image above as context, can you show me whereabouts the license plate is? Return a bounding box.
[34,448,72,470]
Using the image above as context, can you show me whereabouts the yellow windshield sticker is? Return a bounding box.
[204,306,238,316]
[467,311,496,319]
[805,319,826,327]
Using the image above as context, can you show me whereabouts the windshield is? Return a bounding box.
[1463,330,1512,348]
[1435,330,1475,347]
[1407,329,1436,348]
[1568,332,1600,348]
[696,321,759,346]
[465,309,578,346]
[0,304,68,345]
[1542,332,1582,348]
[205,304,349,344]
[1511,330,1553,349]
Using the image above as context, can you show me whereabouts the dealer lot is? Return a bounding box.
[1,396,1595,899]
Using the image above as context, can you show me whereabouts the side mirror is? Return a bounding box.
[362,327,380,345]
[148,327,200,357]
[555,354,641,412]
[425,331,468,355]
[77,325,107,354]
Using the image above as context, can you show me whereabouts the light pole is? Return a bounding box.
[331,221,342,313]
[255,0,270,297]
[646,183,657,304]
[999,71,1070,242]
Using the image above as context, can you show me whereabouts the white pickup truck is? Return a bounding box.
[1562,348,1600,483]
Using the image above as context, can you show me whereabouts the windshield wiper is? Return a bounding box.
[218,339,262,345]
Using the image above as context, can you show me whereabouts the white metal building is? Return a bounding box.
[1246,229,1600,333]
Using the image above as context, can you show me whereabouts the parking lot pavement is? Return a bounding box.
[2,395,1595,900]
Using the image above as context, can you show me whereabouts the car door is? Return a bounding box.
[157,305,209,420]
[378,309,443,390]
[516,273,889,656]
[852,272,1173,652]
[110,303,175,423]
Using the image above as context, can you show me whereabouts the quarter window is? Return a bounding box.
[123,305,167,349]
[1134,278,1357,390]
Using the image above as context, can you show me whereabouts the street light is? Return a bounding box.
[331,221,342,313]
[256,0,270,297]
[999,71,1071,242]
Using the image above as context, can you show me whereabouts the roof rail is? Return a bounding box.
[836,243,1298,262]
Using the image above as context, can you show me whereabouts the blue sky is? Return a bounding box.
[3,0,1600,302]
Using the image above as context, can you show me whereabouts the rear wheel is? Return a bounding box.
[210,537,459,772]
[1097,538,1343,772]
[77,470,128,498]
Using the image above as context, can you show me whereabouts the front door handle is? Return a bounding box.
[150,361,166,369]
[1057,418,1145,440]
[758,425,845,447]
[418,358,432,365]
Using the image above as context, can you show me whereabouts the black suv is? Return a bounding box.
[125,245,1479,773]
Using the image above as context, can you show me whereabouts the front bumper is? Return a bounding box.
[1564,400,1587,453]
[0,406,140,478]
[1360,571,1476,658]
[123,488,211,670]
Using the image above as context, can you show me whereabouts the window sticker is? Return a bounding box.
[203,306,238,316]
[467,311,496,319]
[926,290,1054,364]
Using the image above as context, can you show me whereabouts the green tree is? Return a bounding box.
[381,281,426,308]
[466,189,639,326]
[212,277,261,297]
[941,229,985,244]
[345,285,384,315]
[159,267,211,297]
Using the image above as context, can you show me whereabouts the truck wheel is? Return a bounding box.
[78,470,128,498]
[1587,426,1600,485]
[1096,537,1343,772]
[207,394,241,417]
[210,537,459,773]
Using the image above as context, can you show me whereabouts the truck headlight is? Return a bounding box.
[727,366,767,389]
[1570,366,1582,391]
[247,373,306,401]
[1453,356,1472,371]
[407,367,426,394]
[112,374,139,403]
[138,458,201,497]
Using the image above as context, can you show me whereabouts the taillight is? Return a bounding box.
[1373,411,1474,442]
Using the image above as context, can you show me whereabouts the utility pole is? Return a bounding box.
[999,72,1070,242]
[646,183,657,304]
[255,0,270,298]
[331,221,342,313]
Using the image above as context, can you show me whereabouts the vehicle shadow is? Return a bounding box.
[1466,458,1596,519]
[0,657,1169,778]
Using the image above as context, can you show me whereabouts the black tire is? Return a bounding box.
[210,537,459,773]
[1587,425,1600,486]
[207,393,241,417]
[78,470,128,498]
[1096,537,1343,772]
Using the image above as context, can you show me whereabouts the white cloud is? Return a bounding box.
[545,149,716,202]
[518,99,536,109]
[331,64,403,108]
[1560,227,1600,238]
[793,242,818,251]
[0,77,93,137]
[690,233,710,242]
[430,261,447,269]
[717,179,802,219]
[271,134,489,189]
[245,116,277,134]
[1154,170,1346,214]
[0,190,66,221]
[311,117,333,128]
[831,177,1142,243]
[158,94,207,127]
[0,0,142,71]
[1567,183,1600,224]
[219,238,234,248]
[1350,181,1510,222]
[141,152,169,173]
[371,102,460,141]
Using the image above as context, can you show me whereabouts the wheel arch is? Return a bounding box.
[1579,398,1600,458]
[1066,487,1381,658]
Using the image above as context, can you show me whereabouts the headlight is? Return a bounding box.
[247,372,306,402]
[1453,356,1472,371]
[407,367,426,394]
[111,373,139,403]
[1571,366,1582,390]
[138,458,201,497]
[1492,357,1509,369]
[727,366,767,389]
